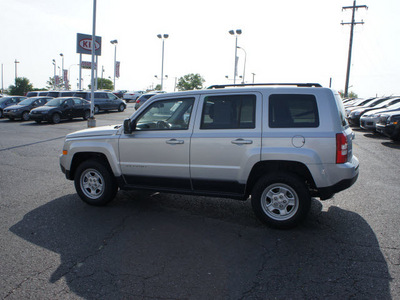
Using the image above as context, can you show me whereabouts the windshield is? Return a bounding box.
[18,98,36,105]
[0,97,12,104]
[45,98,63,107]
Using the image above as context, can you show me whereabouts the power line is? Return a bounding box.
[341,0,368,98]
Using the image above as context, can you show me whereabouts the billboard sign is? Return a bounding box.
[76,33,102,56]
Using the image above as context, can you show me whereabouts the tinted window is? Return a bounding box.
[269,94,319,128]
[200,94,256,129]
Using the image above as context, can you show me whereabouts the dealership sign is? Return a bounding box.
[76,33,102,55]
[81,61,97,70]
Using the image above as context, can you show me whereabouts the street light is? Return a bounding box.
[110,39,118,90]
[60,53,64,90]
[14,59,20,83]
[52,59,56,89]
[229,29,242,84]
[157,34,169,91]
[236,46,247,84]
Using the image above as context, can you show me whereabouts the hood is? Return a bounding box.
[66,124,122,138]
[4,104,25,111]
[380,110,400,118]
[31,106,54,112]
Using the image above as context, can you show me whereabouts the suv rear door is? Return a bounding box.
[190,92,262,196]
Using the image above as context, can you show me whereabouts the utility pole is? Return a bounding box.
[341,0,367,98]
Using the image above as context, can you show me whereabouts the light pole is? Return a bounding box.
[110,39,118,90]
[157,34,169,91]
[229,29,242,84]
[237,46,247,84]
[60,53,64,90]
[52,59,56,89]
[14,59,20,83]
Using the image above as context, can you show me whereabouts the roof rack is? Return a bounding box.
[207,83,322,89]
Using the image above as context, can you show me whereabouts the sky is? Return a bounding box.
[1,0,399,98]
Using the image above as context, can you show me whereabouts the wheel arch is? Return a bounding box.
[246,160,316,195]
[69,152,116,182]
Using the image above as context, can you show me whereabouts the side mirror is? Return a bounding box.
[124,118,136,134]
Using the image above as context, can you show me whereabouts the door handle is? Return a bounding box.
[166,139,184,145]
[231,138,253,145]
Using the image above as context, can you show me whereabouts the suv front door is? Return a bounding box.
[119,96,197,190]
[190,93,262,197]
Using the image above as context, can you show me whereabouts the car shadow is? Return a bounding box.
[363,132,389,140]
[382,141,400,149]
[10,192,391,299]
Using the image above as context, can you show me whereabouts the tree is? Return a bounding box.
[339,90,358,99]
[88,78,114,90]
[176,73,205,91]
[46,77,66,90]
[8,77,34,95]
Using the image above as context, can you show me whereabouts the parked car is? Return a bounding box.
[60,83,359,229]
[347,97,400,126]
[360,100,400,131]
[123,90,145,102]
[134,91,165,110]
[26,91,49,97]
[3,96,53,121]
[73,91,126,113]
[47,91,76,98]
[0,96,27,118]
[29,97,91,124]
[376,110,400,141]
[113,90,128,98]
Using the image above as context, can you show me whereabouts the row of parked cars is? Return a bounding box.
[344,96,400,141]
[114,90,167,109]
[0,90,127,123]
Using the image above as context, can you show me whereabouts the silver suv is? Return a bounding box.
[60,83,359,228]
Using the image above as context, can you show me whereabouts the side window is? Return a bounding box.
[269,94,319,128]
[135,98,195,131]
[200,94,256,129]
[107,93,117,100]
[73,98,82,105]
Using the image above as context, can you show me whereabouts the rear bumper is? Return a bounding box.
[317,170,359,200]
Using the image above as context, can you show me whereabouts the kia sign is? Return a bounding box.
[76,33,102,55]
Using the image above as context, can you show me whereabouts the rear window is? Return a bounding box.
[269,94,319,128]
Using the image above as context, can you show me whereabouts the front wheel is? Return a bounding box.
[22,111,30,121]
[74,159,118,206]
[51,113,61,124]
[118,104,125,112]
[251,172,311,229]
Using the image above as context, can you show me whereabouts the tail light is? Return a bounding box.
[336,133,348,164]
[136,99,140,103]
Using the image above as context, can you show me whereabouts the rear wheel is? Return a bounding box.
[94,106,100,114]
[74,159,118,206]
[83,110,90,120]
[251,172,311,229]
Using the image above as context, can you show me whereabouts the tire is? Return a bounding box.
[0,109,3,118]
[51,113,61,124]
[118,104,125,112]
[35,120,41,124]
[74,159,118,206]
[94,106,100,114]
[251,172,311,229]
[22,111,30,121]
[83,110,90,120]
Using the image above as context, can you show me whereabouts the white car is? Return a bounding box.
[123,91,145,102]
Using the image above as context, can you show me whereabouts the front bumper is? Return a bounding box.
[347,115,361,127]
[4,111,22,119]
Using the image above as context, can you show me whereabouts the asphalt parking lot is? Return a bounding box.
[0,104,399,299]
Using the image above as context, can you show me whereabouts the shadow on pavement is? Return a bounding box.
[10,191,391,299]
